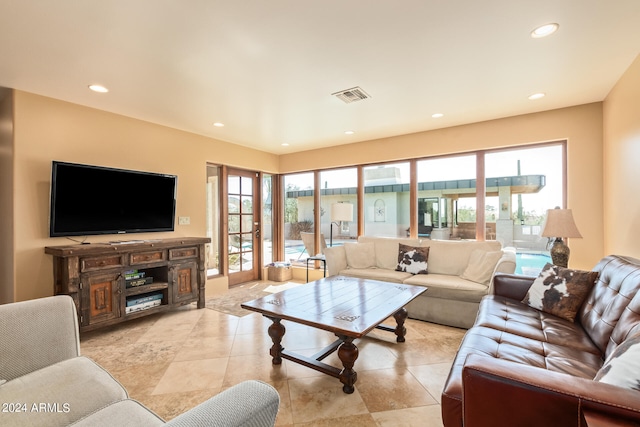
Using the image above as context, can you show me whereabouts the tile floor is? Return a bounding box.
[80,284,466,426]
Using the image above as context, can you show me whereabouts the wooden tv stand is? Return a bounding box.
[45,237,210,332]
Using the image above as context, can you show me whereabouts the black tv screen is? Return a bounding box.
[49,161,177,237]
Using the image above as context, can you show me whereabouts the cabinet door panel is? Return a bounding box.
[81,272,121,325]
[172,262,198,303]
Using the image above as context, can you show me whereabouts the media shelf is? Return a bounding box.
[45,237,210,332]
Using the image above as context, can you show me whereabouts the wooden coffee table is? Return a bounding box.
[241,276,427,393]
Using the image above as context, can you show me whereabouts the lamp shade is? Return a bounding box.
[331,203,353,222]
[541,209,582,238]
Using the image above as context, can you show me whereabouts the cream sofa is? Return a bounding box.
[324,236,516,329]
[0,295,280,427]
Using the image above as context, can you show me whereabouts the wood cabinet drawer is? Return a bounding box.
[81,255,125,272]
[130,250,166,265]
[169,247,198,260]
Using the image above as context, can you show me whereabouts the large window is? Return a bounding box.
[485,144,563,252]
[363,162,410,237]
[320,168,357,247]
[284,173,315,262]
[417,155,476,240]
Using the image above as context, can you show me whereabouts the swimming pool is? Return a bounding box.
[515,252,552,276]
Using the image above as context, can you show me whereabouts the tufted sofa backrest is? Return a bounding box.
[578,255,640,359]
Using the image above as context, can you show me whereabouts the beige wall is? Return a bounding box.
[603,54,640,258]
[280,103,605,270]
[0,90,14,303]
[12,91,278,301]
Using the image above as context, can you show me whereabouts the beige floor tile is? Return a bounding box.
[293,413,379,426]
[230,331,276,356]
[372,405,444,427]
[189,315,240,338]
[356,368,438,412]
[387,336,460,365]
[152,358,229,395]
[173,336,234,361]
[125,340,184,365]
[136,320,197,343]
[110,362,172,397]
[223,353,288,385]
[143,388,220,421]
[235,312,273,334]
[288,376,369,424]
[408,362,454,404]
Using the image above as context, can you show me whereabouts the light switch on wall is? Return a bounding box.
[178,216,190,225]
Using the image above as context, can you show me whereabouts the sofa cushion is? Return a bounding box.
[460,250,504,284]
[474,295,603,355]
[0,356,128,427]
[426,240,502,276]
[69,399,164,426]
[522,263,599,322]
[344,242,375,269]
[395,244,429,275]
[339,268,412,284]
[357,236,421,270]
[404,274,488,302]
[579,255,640,358]
[594,332,640,391]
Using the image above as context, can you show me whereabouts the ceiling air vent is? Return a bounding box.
[332,86,371,104]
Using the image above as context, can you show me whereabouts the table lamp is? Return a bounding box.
[540,208,582,268]
[330,203,353,247]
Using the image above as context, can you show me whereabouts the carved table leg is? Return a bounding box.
[393,307,408,342]
[337,336,359,394]
[267,317,285,365]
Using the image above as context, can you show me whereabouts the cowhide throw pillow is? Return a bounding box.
[522,263,599,322]
[594,333,640,391]
[396,244,429,275]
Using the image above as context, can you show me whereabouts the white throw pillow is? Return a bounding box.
[344,242,375,269]
[460,250,503,285]
[594,332,640,391]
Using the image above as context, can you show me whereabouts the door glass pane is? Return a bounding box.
[228,195,239,213]
[241,196,253,213]
[241,177,253,195]
[241,215,253,233]
[228,214,240,233]
[364,162,410,237]
[228,176,240,194]
[417,155,476,240]
[284,172,314,263]
[241,233,253,251]
[205,165,221,276]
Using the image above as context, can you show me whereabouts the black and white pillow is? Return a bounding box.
[395,244,429,275]
[522,263,598,322]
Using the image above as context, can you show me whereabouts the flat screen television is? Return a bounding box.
[49,161,177,237]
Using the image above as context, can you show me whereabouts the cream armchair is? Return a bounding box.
[0,295,280,427]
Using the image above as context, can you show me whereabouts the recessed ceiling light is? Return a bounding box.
[431,113,444,119]
[531,23,559,38]
[213,122,225,127]
[528,93,546,100]
[88,84,108,93]
[344,130,355,135]
[281,143,289,146]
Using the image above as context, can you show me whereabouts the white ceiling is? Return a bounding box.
[1,1,639,155]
